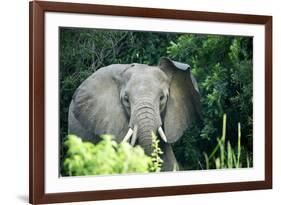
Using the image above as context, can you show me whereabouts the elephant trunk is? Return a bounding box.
[130,101,160,155]
[137,118,156,155]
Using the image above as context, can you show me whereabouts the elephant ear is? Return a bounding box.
[159,57,202,143]
[71,65,129,142]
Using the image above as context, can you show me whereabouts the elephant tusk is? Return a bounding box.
[158,127,167,142]
[122,128,133,143]
[130,125,138,146]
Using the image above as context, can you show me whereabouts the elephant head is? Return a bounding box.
[68,57,202,170]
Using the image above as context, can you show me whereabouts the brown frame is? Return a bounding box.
[29,1,272,204]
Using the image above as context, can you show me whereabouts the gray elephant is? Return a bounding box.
[68,57,202,171]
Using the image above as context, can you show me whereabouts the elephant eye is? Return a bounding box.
[124,94,129,104]
[159,94,167,112]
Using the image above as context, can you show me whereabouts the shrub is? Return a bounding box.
[62,134,163,176]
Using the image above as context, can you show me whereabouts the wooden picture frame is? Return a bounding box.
[29,1,272,204]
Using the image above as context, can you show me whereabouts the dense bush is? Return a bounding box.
[60,28,253,172]
[169,35,253,169]
[63,134,163,176]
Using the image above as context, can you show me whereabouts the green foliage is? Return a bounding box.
[170,34,253,169]
[63,135,163,176]
[204,114,250,169]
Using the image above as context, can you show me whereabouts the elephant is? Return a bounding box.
[68,57,202,171]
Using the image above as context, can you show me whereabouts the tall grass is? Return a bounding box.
[204,114,250,169]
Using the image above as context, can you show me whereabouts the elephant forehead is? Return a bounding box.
[130,66,168,83]
[128,73,165,91]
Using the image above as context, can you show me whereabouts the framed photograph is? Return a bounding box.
[29,1,272,204]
